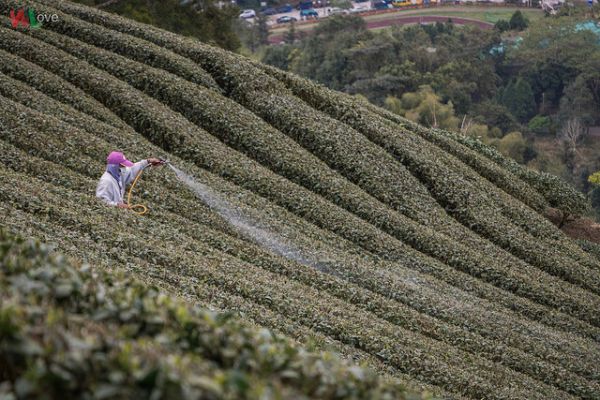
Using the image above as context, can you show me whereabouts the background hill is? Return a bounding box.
[1,1,600,399]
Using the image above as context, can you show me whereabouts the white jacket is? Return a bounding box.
[96,160,149,206]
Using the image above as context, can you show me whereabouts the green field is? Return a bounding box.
[1,0,599,399]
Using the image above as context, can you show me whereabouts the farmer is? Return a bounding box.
[96,151,163,209]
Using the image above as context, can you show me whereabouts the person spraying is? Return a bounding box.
[96,151,163,212]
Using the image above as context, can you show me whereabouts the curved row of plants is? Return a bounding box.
[4,25,600,332]
[252,65,600,288]
[1,228,428,400]
[34,0,594,275]
[0,162,584,400]
[0,48,125,129]
[1,33,600,350]
[2,83,600,391]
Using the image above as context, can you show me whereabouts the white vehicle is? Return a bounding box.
[350,4,371,13]
[328,7,350,15]
[239,9,256,18]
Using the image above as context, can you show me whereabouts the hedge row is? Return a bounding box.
[1,229,428,400]
[36,0,593,271]
[2,98,600,396]
[32,0,600,282]
[0,164,583,400]
[0,1,219,93]
[251,65,600,291]
[5,23,600,331]
[3,26,600,346]
[358,103,599,271]
[0,48,126,130]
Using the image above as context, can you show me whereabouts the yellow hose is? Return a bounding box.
[126,168,148,215]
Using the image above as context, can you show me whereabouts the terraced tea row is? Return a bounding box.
[1,1,599,398]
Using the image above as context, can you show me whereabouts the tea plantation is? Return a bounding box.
[1,1,599,398]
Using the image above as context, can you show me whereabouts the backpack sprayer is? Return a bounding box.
[126,158,170,215]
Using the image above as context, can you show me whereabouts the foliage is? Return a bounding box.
[74,0,241,51]
[0,231,412,399]
[528,115,553,136]
[498,78,537,123]
[588,171,600,186]
[494,19,510,32]
[508,10,529,31]
[385,86,459,130]
[0,1,599,398]
[493,131,528,163]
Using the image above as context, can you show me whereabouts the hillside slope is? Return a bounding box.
[0,1,599,398]
[0,231,413,399]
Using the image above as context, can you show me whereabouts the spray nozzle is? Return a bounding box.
[159,158,170,165]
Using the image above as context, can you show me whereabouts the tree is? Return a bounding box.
[527,115,553,136]
[385,86,459,130]
[494,19,510,32]
[509,10,529,31]
[284,20,296,44]
[472,101,518,134]
[262,44,293,70]
[558,118,587,173]
[558,76,598,126]
[256,12,270,46]
[588,171,600,220]
[495,131,528,163]
[499,78,537,123]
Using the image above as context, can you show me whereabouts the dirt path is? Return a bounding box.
[546,208,600,244]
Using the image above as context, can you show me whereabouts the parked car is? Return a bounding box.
[350,4,371,12]
[260,7,277,14]
[297,0,314,9]
[372,1,390,9]
[239,9,256,18]
[276,4,294,12]
[276,15,298,23]
[328,7,349,14]
[300,8,319,18]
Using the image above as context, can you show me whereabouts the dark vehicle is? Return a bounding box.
[261,7,277,14]
[276,15,298,23]
[298,0,314,10]
[276,4,294,12]
[300,8,318,18]
[372,1,389,9]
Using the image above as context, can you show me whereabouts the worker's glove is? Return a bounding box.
[147,158,163,166]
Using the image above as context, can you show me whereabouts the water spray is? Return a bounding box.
[166,164,325,270]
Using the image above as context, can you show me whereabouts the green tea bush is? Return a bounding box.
[6,21,593,332]
[1,230,420,400]
[1,1,600,398]
[5,95,600,395]
[0,89,591,390]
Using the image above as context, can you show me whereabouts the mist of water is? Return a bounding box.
[168,164,328,272]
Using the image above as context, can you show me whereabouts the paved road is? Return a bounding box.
[268,13,493,43]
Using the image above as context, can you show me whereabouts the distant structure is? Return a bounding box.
[539,0,565,14]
